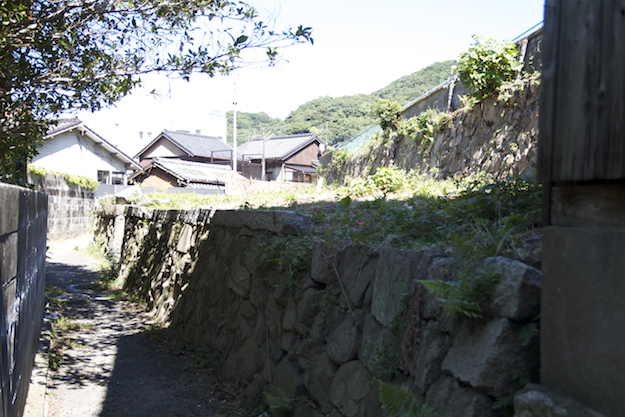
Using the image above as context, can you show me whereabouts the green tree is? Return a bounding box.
[0,0,312,184]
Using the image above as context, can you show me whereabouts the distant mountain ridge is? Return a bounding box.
[227,59,455,147]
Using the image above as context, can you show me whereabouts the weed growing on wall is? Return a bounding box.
[256,234,314,292]
[27,165,99,191]
[371,99,404,131]
[378,381,436,417]
[454,35,523,100]
[264,387,298,417]
[420,265,500,319]
[397,109,453,153]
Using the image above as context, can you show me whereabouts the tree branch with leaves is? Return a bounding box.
[0,0,313,184]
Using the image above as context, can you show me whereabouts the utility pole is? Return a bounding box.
[261,128,266,181]
[232,82,237,173]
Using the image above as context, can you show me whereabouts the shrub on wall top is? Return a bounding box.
[454,35,523,100]
[27,165,99,191]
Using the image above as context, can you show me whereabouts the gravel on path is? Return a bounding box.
[33,235,238,417]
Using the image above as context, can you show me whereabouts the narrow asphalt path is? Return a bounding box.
[36,235,234,417]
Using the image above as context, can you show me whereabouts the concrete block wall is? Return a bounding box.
[28,172,94,241]
[0,183,48,417]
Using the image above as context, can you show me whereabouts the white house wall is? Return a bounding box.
[32,131,128,180]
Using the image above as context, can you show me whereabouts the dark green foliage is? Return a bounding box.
[455,36,523,100]
[374,60,456,104]
[397,109,452,152]
[367,336,402,382]
[323,175,541,262]
[284,94,378,145]
[256,234,314,292]
[371,99,404,131]
[228,61,456,147]
[264,387,297,417]
[378,380,437,417]
[419,265,500,319]
[226,111,287,145]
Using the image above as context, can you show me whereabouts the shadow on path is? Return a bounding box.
[43,236,226,417]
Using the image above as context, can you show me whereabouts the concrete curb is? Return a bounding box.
[23,320,51,417]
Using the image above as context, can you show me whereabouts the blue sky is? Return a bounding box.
[76,0,545,154]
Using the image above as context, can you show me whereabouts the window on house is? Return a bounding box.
[97,170,110,184]
[111,171,124,185]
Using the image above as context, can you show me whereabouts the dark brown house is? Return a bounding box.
[237,133,324,182]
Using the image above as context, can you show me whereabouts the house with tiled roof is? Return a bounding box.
[129,157,245,191]
[134,130,233,167]
[31,118,142,185]
[237,133,325,182]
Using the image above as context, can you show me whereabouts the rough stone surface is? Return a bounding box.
[273,357,305,397]
[425,375,497,417]
[330,360,377,417]
[326,312,362,365]
[488,257,541,321]
[442,317,539,397]
[410,320,452,395]
[211,210,312,235]
[334,246,379,309]
[323,74,540,184]
[514,384,607,417]
[306,353,338,414]
[371,248,429,327]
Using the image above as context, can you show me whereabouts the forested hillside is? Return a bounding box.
[226,60,455,147]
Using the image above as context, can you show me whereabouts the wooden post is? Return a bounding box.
[539,1,625,416]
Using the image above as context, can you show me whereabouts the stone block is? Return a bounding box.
[310,241,332,284]
[0,232,18,285]
[514,384,607,417]
[425,375,497,417]
[273,357,305,397]
[326,311,364,365]
[334,246,379,310]
[280,331,297,352]
[282,295,298,331]
[297,288,323,327]
[441,317,539,397]
[176,224,194,253]
[409,320,452,395]
[0,184,21,235]
[330,360,377,417]
[237,335,260,384]
[487,257,541,321]
[371,248,431,327]
[228,258,251,298]
[421,256,453,320]
[357,313,382,369]
[307,353,338,414]
[211,210,312,235]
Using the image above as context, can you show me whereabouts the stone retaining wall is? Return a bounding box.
[97,206,541,417]
[29,172,94,241]
[0,183,48,417]
[323,75,540,185]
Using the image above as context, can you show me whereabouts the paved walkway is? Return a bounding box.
[24,235,233,417]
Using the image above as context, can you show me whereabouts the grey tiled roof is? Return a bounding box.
[161,130,232,158]
[147,157,244,185]
[46,118,82,135]
[237,133,322,161]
